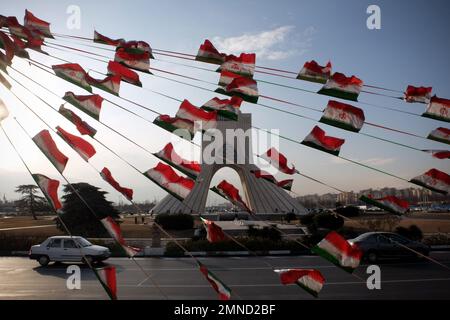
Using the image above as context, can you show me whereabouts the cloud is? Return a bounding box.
[213,26,315,61]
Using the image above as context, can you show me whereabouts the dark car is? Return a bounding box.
[348,232,430,263]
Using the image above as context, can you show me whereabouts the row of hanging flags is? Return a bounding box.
[0,11,449,299]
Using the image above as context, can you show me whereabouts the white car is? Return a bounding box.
[29,236,111,266]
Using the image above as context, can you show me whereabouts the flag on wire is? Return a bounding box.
[260,147,299,175]
[31,173,62,211]
[100,167,134,201]
[422,150,450,160]
[59,105,97,137]
[117,40,154,59]
[251,170,294,191]
[153,114,195,140]
[301,126,345,156]
[410,168,450,195]
[32,129,69,174]
[198,261,231,300]
[359,195,409,215]
[195,39,226,65]
[201,96,243,121]
[297,60,332,84]
[93,30,125,47]
[427,127,450,145]
[175,99,217,131]
[213,180,251,213]
[153,142,201,179]
[107,61,142,87]
[216,75,259,103]
[86,74,121,96]
[318,72,363,102]
[63,92,104,120]
[422,96,450,123]
[200,217,227,243]
[24,10,53,38]
[274,269,325,297]
[52,64,92,92]
[114,47,151,73]
[100,216,141,257]
[56,126,96,162]
[404,85,432,104]
[319,100,365,132]
[217,53,256,78]
[94,265,118,300]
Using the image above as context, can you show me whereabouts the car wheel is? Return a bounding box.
[366,251,378,263]
[38,255,50,267]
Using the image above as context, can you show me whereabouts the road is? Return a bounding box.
[0,253,449,300]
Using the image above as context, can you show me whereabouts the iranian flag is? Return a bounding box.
[422,96,450,123]
[201,96,243,120]
[274,269,325,298]
[117,41,154,59]
[175,100,217,131]
[100,167,134,201]
[153,143,201,179]
[360,195,409,215]
[63,92,104,120]
[32,130,69,174]
[24,10,52,38]
[301,126,345,156]
[312,231,362,273]
[297,60,332,84]
[114,48,151,73]
[260,147,299,175]
[422,150,450,160]
[195,39,226,65]
[410,168,450,195]
[0,98,9,122]
[143,162,195,200]
[427,127,450,145]
[93,30,125,47]
[86,74,121,96]
[198,261,231,300]
[52,63,92,92]
[95,265,117,300]
[200,217,227,243]
[107,61,142,87]
[10,35,30,59]
[0,31,15,66]
[213,180,251,213]
[56,126,96,162]
[217,53,256,78]
[318,72,364,102]
[216,76,259,103]
[217,70,242,87]
[31,174,62,211]
[404,85,432,104]
[153,114,195,140]
[59,105,97,137]
[320,100,365,132]
[100,216,141,257]
[251,170,293,191]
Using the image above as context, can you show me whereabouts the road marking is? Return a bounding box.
[0,225,54,231]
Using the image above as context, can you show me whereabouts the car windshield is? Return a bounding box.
[351,233,372,242]
[76,238,92,247]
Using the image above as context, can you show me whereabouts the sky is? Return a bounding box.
[0,0,449,206]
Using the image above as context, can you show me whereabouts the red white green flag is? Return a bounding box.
[56,126,96,162]
[0,31,15,67]
[175,99,217,131]
[24,10,52,38]
[410,168,450,195]
[153,114,195,140]
[217,53,256,78]
[297,60,332,84]
[107,61,142,87]
[201,96,243,120]
[93,30,125,47]
[195,39,226,65]
[360,195,409,215]
[63,92,104,120]
[10,34,31,59]
[318,72,364,102]
[154,143,201,179]
[422,150,450,159]
[217,70,242,87]
[100,167,134,201]
[301,126,345,156]
[0,98,10,122]
[143,162,195,200]
[114,48,150,73]
[6,16,43,41]
[95,265,117,300]
[404,85,432,104]
[427,127,450,145]
[100,216,141,257]
[251,170,293,191]
[59,105,97,137]
[260,147,299,175]
[320,100,365,132]
[198,261,231,300]
[200,217,227,243]
[274,269,325,297]
[422,96,450,123]
[52,63,92,92]
[86,74,121,96]
[31,173,62,212]
[117,41,154,59]
[213,180,251,213]
[216,75,259,103]
[32,130,69,174]
[312,231,362,273]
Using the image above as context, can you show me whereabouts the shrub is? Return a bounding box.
[395,225,423,241]
[313,213,344,230]
[155,213,194,230]
[336,206,361,217]
[247,226,282,241]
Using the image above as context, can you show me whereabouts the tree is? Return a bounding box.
[15,185,48,220]
[56,183,120,237]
